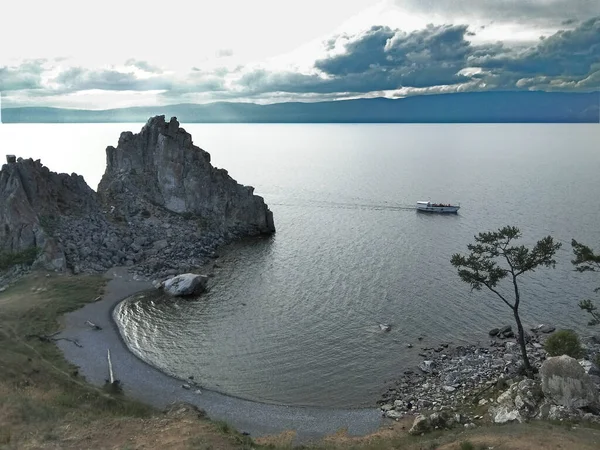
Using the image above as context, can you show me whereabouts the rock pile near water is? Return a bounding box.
[379,327,600,427]
[0,116,275,279]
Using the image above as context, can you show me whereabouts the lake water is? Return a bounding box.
[2,123,600,408]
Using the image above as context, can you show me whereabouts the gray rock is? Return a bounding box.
[578,359,600,377]
[408,414,430,435]
[1,118,277,280]
[489,405,522,423]
[540,355,599,410]
[98,116,275,235]
[419,360,435,374]
[384,410,403,420]
[163,273,208,297]
[0,158,97,271]
[428,412,447,428]
[535,324,556,334]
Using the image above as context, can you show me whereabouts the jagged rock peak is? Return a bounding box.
[98,115,275,235]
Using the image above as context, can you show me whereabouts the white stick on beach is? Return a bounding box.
[107,349,114,384]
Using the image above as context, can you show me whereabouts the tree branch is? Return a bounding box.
[482,281,515,310]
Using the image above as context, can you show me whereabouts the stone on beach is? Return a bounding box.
[163,274,208,297]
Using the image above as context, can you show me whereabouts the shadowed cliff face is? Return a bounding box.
[0,116,275,276]
[98,115,275,235]
[0,158,98,270]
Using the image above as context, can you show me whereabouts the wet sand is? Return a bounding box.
[57,268,383,442]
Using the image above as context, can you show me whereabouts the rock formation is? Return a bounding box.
[0,116,275,278]
[0,157,98,270]
[98,115,274,235]
[540,355,599,410]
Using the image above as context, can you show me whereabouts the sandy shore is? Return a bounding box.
[57,267,383,442]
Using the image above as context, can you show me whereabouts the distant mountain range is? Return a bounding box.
[2,91,599,123]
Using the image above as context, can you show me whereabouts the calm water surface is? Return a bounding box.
[2,123,600,407]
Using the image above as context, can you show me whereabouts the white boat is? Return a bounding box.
[416,201,460,214]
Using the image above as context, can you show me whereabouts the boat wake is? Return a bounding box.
[272,200,417,212]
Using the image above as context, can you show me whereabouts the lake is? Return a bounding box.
[2,122,600,408]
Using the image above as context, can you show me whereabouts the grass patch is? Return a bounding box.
[0,246,38,270]
[0,272,155,447]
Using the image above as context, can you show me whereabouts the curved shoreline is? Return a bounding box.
[57,267,383,442]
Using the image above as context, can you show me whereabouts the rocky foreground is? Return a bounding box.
[0,116,275,282]
[379,324,600,434]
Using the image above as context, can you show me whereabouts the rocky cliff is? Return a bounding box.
[98,116,274,235]
[0,158,98,271]
[0,116,275,278]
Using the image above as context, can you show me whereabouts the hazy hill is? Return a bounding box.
[2,91,599,123]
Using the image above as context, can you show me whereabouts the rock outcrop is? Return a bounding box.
[0,157,98,270]
[540,355,599,410]
[0,116,275,278]
[98,115,274,235]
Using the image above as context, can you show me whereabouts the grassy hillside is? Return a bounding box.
[0,272,599,449]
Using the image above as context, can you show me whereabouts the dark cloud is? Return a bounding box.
[393,0,600,27]
[0,59,46,91]
[3,13,599,106]
[476,16,600,87]
[310,24,474,91]
[125,58,163,73]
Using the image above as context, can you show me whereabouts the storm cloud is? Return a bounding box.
[1,13,599,106]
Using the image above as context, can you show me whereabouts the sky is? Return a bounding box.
[1,0,599,109]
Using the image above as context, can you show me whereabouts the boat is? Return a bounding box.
[416,201,460,213]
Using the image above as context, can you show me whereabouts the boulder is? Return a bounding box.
[534,324,556,334]
[428,412,447,428]
[419,360,435,374]
[384,410,403,420]
[408,414,430,435]
[489,405,522,423]
[163,274,208,297]
[540,355,599,409]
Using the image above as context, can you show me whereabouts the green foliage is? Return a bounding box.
[571,240,600,326]
[579,299,600,326]
[451,226,561,306]
[544,330,584,358]
[460,441,475,450]
[451,226,561,377]
[214,420,231,434]
[0,246,39,270]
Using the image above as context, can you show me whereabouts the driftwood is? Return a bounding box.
[26,331,83,348]
[107,349,114,384]
[85,320,102,330]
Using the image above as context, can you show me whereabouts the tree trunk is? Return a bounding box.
[513,308,533,378]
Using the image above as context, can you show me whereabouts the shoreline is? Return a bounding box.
[57,267,383,442]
